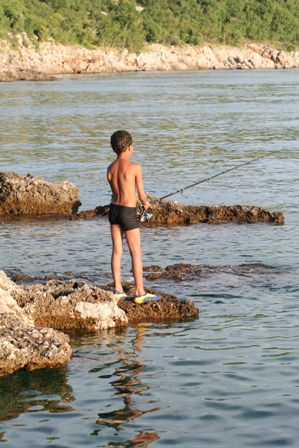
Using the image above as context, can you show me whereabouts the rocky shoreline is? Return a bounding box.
[1,34,299,82]
[0,269,198,377]
[0,170,285,377]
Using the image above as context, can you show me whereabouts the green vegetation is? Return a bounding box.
[1,0,299,51]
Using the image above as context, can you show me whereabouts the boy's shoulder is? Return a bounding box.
[122,160,141,171]
[107,159,140,170]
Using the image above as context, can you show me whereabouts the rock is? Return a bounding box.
[73,195,284,225]
[0,270,128,376]
[11,278,128,333]
[0,170,282,224]
[0,172,81,215]
[0,271,72,376]
[0,270,33,325]
[0,314,72,376]
[0,269,199,376]
[1,36,299,82]
[118,295,199,323]
[148,201,284,225]
[102,280,199,323]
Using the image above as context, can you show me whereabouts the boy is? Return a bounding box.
[107,130,160,304]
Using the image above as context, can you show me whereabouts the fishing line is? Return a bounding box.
[159,154,267,201]
[140,154,268,222]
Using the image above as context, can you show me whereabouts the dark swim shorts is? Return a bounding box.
[109,203,139,231]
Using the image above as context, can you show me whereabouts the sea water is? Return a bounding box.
[0,69,298,447]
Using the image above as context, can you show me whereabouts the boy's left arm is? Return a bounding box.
[135,165,150,208]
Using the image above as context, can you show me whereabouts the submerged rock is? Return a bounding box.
[0,171,81,216]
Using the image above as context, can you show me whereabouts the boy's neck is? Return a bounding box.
[118,145,132,159]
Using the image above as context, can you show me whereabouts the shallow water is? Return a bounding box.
[0,69,299,447]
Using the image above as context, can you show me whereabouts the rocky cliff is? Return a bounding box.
[1,34,299,81]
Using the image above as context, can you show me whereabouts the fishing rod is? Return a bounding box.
[139,154,267,221]
[159,154,267,201]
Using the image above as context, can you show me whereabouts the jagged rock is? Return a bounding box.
[11,279,128,333]
[0,171,81,215]
[0,271,72,376]
[0,270,33,325]
[118,295,199,323]
[0,269,199,375]
[0,314,72,377]
[105,280,199,323]
[73,195,284,225]
[148,201,284,224]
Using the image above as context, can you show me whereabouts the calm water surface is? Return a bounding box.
[0,69,298,447]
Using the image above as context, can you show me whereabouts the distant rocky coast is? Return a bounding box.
[1,33,299,82]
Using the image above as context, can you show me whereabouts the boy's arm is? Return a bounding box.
[135,164,150,209]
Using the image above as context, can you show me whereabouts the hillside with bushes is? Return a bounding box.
[1,0,299,51]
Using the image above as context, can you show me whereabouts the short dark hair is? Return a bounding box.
[110,130,132,155]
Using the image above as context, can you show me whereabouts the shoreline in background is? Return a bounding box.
[1,34,299,82]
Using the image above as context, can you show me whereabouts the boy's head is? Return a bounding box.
[110,130,132,155]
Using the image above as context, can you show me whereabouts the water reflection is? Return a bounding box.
[95,325,160,447]
[0,367,75,424]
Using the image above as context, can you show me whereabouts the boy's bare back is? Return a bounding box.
[107,147,147,208]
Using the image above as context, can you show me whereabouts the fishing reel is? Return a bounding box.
[139,208,153,222]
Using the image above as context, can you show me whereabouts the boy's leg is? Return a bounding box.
[125,228,145,296]
[111,224,124,292]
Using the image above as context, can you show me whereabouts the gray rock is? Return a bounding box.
[0,314,72,377]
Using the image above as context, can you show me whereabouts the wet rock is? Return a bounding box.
[144,262,284,286]
[74,196,284,225]
[118,295,198,323]
[145,263,212,282]
[71,205,109,220]
[108,281,199,323]
[0,71,57,82]
[141,196,284,224]
[0,171,81,215]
